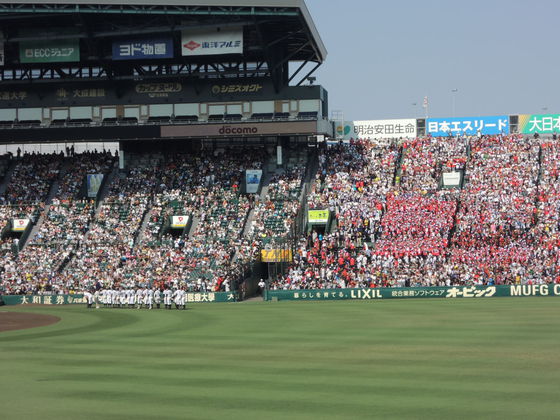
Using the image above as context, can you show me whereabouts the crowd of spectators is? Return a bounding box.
[0,151,116,294]
[3,135,560,296]
[273,135,560,290]
[2,153,61,204]
[399,136,467,192]
[248,165,305,242]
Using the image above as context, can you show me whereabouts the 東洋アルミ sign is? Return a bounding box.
[112,38,173,60]
[518,114,560,135]
[20,38,80,63]
[427,116,509,136]
[161,121,318,138]
[181,27,243,56]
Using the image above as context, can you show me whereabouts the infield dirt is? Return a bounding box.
[0,311,60,332]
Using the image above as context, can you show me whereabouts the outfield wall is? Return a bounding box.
[264,285,560,301]
[1,292,239,305]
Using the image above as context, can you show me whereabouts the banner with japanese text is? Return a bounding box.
[20,38,80,63]
[2,292,238,305]
[112,37,173,60]
[264,284,560,301]
[427,116,509,137]
[181,27,243,56]
[518,114,560,135]
[2,294,86,305]
[308,209,330,224]
[335,120,417,141]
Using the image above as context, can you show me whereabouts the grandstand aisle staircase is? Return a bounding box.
[134,205,156,246]
[20,160,67,250]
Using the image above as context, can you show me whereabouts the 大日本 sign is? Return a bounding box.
[112,38,174,60]
[518,114,560,135]
[426,116,509,137]
[181,27,243,56]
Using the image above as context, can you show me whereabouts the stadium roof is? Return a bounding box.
[0,0,326,62]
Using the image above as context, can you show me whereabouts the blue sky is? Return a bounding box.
[305,0,559,121]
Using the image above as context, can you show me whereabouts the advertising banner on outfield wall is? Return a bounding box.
[2,294,86,305]
[518,114,560,135]
[112,37,174,60]
[336,119,416,141]
[245,169,262,194]
[181,27,243,56]
[265,284,560,301]
[427,116,509,137]
[2,292,238,305]
[20,38,80,63]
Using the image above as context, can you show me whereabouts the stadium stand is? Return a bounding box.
[2,134,560,296]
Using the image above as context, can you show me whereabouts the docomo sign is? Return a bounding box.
[161,121,318,138]
[219,126,258,135]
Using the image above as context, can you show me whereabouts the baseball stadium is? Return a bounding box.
[0,1,559,419]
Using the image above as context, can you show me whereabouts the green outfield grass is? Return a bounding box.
[1,298,559,420]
